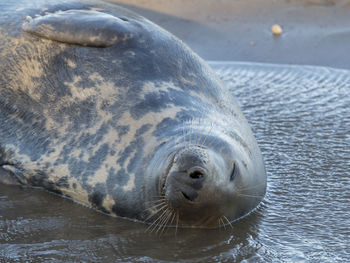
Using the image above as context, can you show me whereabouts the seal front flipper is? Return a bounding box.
[22,10,137,47]
[0,165,27,186]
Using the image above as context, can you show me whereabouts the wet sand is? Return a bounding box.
[107,0,350,69]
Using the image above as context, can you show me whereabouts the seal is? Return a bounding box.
[0,0,266,228]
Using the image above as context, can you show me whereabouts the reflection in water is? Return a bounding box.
[1,62,349,262]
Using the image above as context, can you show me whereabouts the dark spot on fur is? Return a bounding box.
[116,125,130,138]
[56,176,69,188]
[116,168,129,186]
[67,158,88,179]
[130,91,171,120]
[75,123,109,149]
[112,201,139,219]
[88,183,109,214]
[136,124,152,136]
[106,167,117,193]
[116,124,150,167]
[87,143,109,170]
[117,143,135,166]
[153,117,180,138]
[29,170,63,195]
[127,140,144,172]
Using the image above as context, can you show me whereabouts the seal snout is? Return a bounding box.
[162,147,209,206]
[167,166,206,204]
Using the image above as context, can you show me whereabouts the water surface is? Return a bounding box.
[1,62,349,262]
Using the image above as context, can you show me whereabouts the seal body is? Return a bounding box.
[0,0,266,228]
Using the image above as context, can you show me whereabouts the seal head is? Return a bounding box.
[145,124,266,228]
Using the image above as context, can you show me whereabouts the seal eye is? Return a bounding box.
[189,170,204,179]
[230,162,236,181]
[119,17,129,22]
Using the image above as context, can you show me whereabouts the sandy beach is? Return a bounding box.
[108,0,350,69]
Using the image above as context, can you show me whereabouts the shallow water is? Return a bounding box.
[1,62,349,262]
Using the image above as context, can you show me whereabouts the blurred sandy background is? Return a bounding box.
[107,0,350,69]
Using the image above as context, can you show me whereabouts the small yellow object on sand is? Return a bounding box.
[271,24,283,36]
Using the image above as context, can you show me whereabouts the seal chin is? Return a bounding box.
[157,144,241,228]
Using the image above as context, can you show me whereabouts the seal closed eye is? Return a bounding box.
[22,10,135,47]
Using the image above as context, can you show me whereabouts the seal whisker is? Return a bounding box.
[158,209,174,234]
[145,198,166,205]
[168,210,176,228]
[145,204,168,221]
[206,131,218,148]
[149,202,168,211]
[157,209,173,234]
[237,183,267,191]
[175,212,179,235]
[145,220,158,233]
[145,202,166,210]
[200,120,211,145]
[217,218,222,228]
[151,195,167,199]
[218,217,224,229]
[171,134,181,149]
[236,193,265,198]
[198,215,215,228]
[147,207,171,233]
[194,118,204,146]
[208,135,222,149]
[147,218,162,233]
[146,198,167,206]
[189,119,193,147]
[144,201,164,208]
[219,217,226,230]
[143,200,167,212]
[155,211,168,234]
[196,131,203,146]
[222,215,233,229]
[200,122,214,147]
[182,121,188,149]
[193,215,208,227]
[145,206,167,232]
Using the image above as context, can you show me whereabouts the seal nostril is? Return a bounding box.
[189,170,203,179]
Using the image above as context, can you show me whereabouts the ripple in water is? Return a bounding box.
[1,62,349,262]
